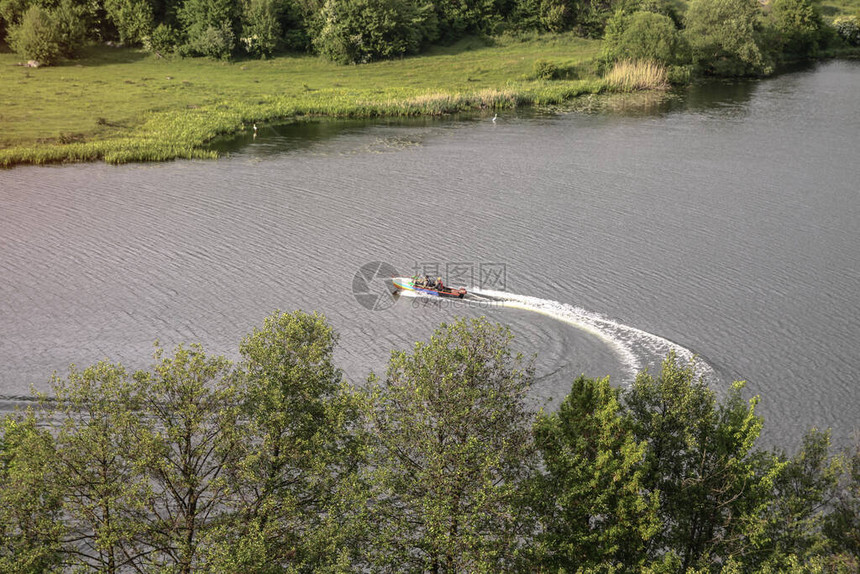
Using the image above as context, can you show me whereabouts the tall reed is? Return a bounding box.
[604,60,669,92]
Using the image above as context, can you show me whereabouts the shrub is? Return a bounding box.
[240,0,281,57]
[532,58,559,79]
[1,0,31,31]
[8,5,62,63]
[833,15,859,46]
[434,0,500,40]
[769,0,824,57]
[186,20,235,58]
[53,0,88,56]
[178,0,238,58]
[539,0,572,32]
[684,0,773,76]
[104,0,154,46]
[603,10,686,65]
[145,22,178,53]
[313,0,433,64]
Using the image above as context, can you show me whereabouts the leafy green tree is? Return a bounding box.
[363,317,538,572]
[833,15,860,46]
[539,0,574,32]
[0,0,31,38]
[578,0,617,36]
[768,0,824,57]
[239,0,281,56]
[433,0,501,39]
[684,0,773,76]
[602,9,686,64]
[215,310,365,572]
[0,411,65,573]
[7,0,87,62]
[178,0,238,58]
[145,22,179,53]
[825,436,860,563]
[130,343,242,573]
[531,375,661,570]
[51,0,88,55]
[7,5,62,62]
[49,362,151,573]
[739,429,843,570]
[104,0,154,45]
[624,353,765,570]
[313,0,435,63]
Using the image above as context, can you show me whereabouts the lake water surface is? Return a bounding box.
[2,60,859,448]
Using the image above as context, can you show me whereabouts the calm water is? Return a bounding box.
[2,60,859,448]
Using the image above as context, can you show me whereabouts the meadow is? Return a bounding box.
[0,34,605,166]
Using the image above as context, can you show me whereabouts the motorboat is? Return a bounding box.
[392,276,467,299]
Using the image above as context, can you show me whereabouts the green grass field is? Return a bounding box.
[0,34,604,166]
[819,0,860,19]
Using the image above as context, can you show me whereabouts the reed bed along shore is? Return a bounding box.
[1,34,612,167]
[603,60,670,92]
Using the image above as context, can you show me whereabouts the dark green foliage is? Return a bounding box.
[532,57,560,77]
[49,362,150,573]
[313,0,435,63]
[603,9,686,64]
[434,0,503,39]
[825,437,860,563]
[540,0,575,32]
[531,375,660,570]
[624,353,766,571]
[0,0,21,28]
[131,343,243,572]
[54,0,88,54]
[178,0,238,58]
[146,21,178,52]
[769,0,825,57]
[833,15,860,45]
[577,0,618,37]
[220,310,365,571]
[363,317,538,571]
[103,0,153,45]
[6,0,86,64]
[740,429,844,570]
[0,412,65,573]
[2,317,860,571]
[684,0,773,75]
[239,0,281,56]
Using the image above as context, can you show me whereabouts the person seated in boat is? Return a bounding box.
[426,276,435,288]
[436,277,444,291]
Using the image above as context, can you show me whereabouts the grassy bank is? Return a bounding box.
[0,34,605,167]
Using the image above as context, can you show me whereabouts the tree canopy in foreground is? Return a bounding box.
[1,311,858,573]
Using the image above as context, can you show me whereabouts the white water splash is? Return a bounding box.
[469,288,715,384]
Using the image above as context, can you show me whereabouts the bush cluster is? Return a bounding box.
[1,0,855,70]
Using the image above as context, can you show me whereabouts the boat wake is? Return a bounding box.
[466,288,716,385]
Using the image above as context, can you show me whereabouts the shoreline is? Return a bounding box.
[0,80,611,168]
[0,34,609,168]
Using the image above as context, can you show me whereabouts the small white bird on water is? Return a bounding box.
[492,114,497,123]
[253,123,258,132]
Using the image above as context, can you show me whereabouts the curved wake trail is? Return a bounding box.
[468,288,715,384]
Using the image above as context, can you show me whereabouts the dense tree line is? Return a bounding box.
[1,311,859,572]
[1,0,858,71]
